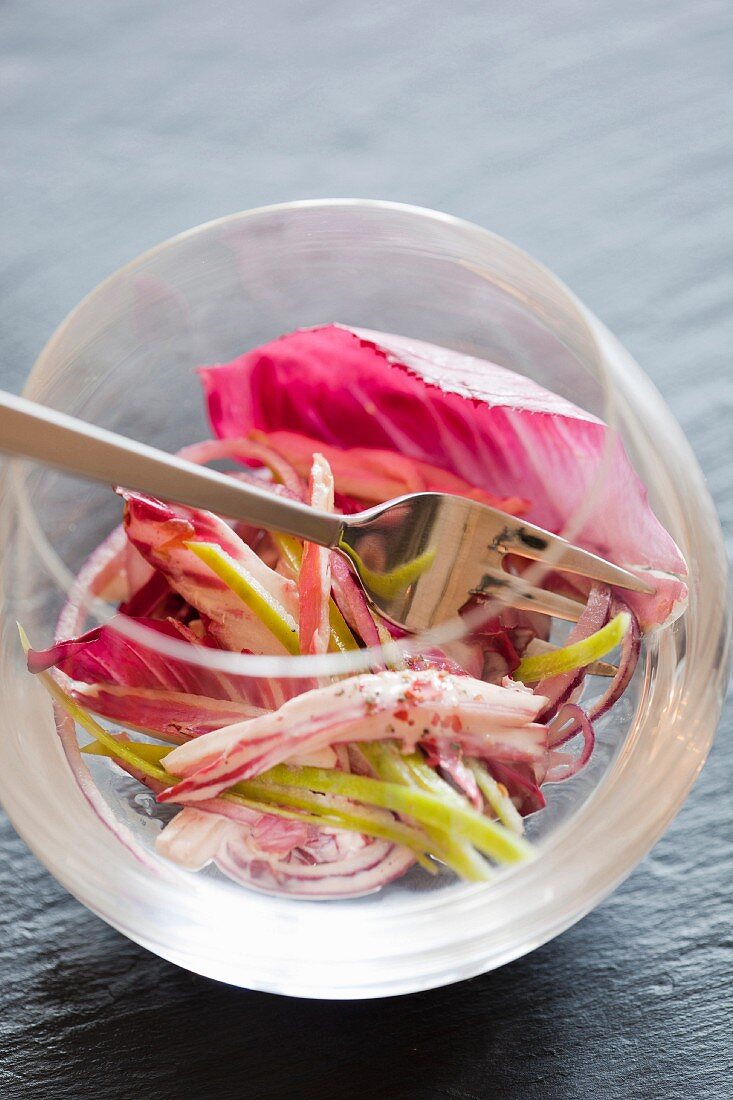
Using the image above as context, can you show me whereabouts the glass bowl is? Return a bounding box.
[0,200,729,999]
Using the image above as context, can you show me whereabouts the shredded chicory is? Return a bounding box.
[24,326,685,899]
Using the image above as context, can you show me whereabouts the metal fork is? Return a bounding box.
[0,391,653,632]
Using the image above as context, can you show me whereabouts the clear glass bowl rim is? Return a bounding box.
[0,198,729,999]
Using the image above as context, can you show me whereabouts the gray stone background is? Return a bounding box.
[1,2,731,1097]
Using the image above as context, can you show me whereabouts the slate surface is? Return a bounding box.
[0,2,731,1097]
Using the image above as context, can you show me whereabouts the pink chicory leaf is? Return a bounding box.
[487,761,547,817]
[118,569,174,618]
[28,616,242,700]
[249,428,527,513]
[422,739,483,809]
[298,453,334,656]
[159,669,549,804]
[178,436,306,498]
[199,325,686,627]
[70,682,263,740]
[329,552,382,649]
[121,490,299,654]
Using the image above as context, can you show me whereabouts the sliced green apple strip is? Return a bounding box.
[272,532,303,574]
[229,781,437,872]
[186,541,300,654]
[401,751,475,806]
[84,739,171,766]
[328,604,361,655]
[393,749,507,868]
[265,764,534,865]
[83,738,435,868]
[338,540,437,599]
[359,742,491,881]
[522,638,617,677]
[514,611,630,683]
[82,736,496,873]
[468,760,524,835]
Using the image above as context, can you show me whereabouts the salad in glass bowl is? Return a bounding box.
[21,323,687,899]
[1,201,725,998]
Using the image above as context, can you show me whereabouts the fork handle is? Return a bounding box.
[0,390,343,547]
